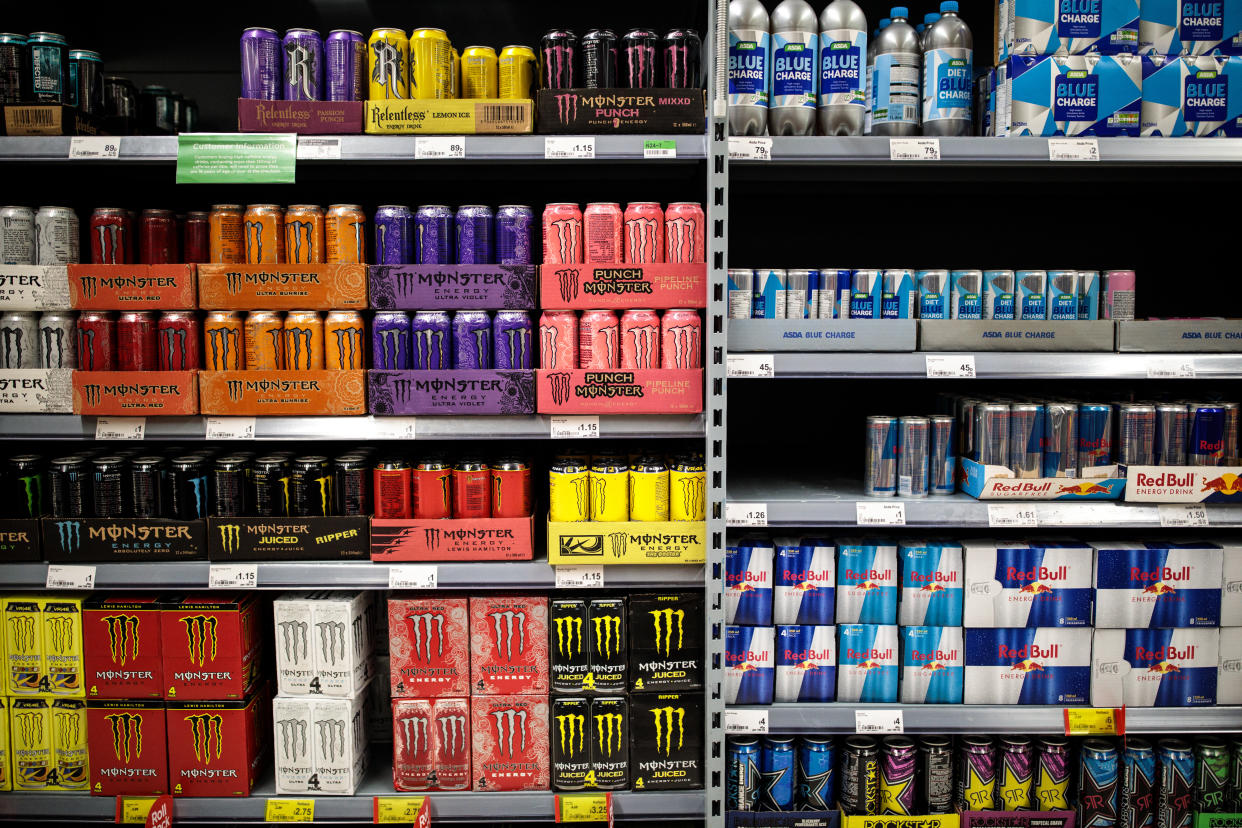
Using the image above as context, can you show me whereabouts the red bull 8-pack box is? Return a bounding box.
[962,540,1093,627]
[1091,628,1219,707]
[1091,541,1223,628]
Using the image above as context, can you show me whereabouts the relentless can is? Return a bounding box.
[730,739,762,811]
[1034,737,1071,810]
[89,207,132,265]
[622,28,659,88]
[880,736,917,815]
[204,310,245,371]
[410,28,453,99]
[68,49,103,114]
[540,29,577,89]
[455,205,494,265]
[284,204,325,264]
[0,205,35,264]
[325,309,364,369]
[245,310,284,370]
[241,28,281,99]
[333,454,369,516]
[549,457,589,522]
[325,204,366,264]
[92,456,126,518]
[374,204,413,265]
[211,455,249,517]
[582,29,618,88]
[410,310,451,370]
[117,311,158,372]
[495,204,533,266]
[587,458,628,522]
[1081,739,1120,828]
[842,736,880,815]
[920,736,954,814]
[452,309,491,369]
[461,45,498,98]
[252,455,290,517]
[291,455,332,517]
[624,202,663,264]
[244,204,285,264]
[1078,403,1115,470]
[1009,402,1046,479]
[28,32,67,103]
[865,416,898,496]
[0,311,37,369]
[498,45,537,99]
[412,459,451,519]
[584,202,623,264]
[664,28,701,88]
[326,30,366,101]
[451,460,490,519]
[75,310,116,371]
[35,206,79,265]
[209,204,245,264]
[661,308,701,369]
[282,29,324,101]
[760,738,797,811]
[665,202,705,264]
[415,204,454,265]
[1122,739,1157,828]
[628,456,669,521]
[367,28,408,100]
[1194,741,1229,814]
[543,203,583,265]
[493,309,533,369]
[957,736,996,811]
[284,310,324,370]
[897,416,930,497]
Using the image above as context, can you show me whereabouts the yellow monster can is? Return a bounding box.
[669,456,707,521]
[450,46,460,98]
[0,697,9,791]
[5,597,44,696]
[50,698,87,790]
[367,28,409,99]
[628,457,670,521]
[549,458,589,522]
[498,44,537,99]
[9,697,51,790]
[461,45,498,98]
[588,459,629,522]
[410,27,454,99]
[40,598,84,697]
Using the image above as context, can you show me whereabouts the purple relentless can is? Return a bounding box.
[582,29,618,88]
[540,29,577,89]
[452,310,492,369]
[374,205,413,265]
[880,737,917,815]
[664,28,701,88]
[411,310,451,370]
[326,29,366,102]
[372,310,411,370]
[240,27,281,100]
[282,29,324,101]
[416,204,454,265]
[496,204,534,265]
[493,310,533,369]
[455,205,494,265]
[622,28,659,89]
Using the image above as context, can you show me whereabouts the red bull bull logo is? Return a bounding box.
[1131,565,1191,585]
[1010,658,1045,672]
[1142,582,1178,595]
[1006,564,1068,583]
[919,583,947,592]
[858,580,880,591]
[1200,473,1241,495]
[1055,481,1114,495]
[1146,660,1182,674]
[998,642,1058,661]
[1018,581,1055,594]
[920,661,947,672]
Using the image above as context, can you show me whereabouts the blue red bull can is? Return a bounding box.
[1078,403,1115,470]
[798,738,836,810]
[1157,740,1193,828]
[725,624,774,705]
[1187,404,1226,466]
[836,539,897,624]
[760,738,797,811]
[774,537,835,625]
[1080,739,1120,828]
[899,625,963,704]
[775,625,836,702]
[929,414,956,496]
[728,738,762,811]
[1122,739,1157,828]
[726,535,774,625]
[898,540,963,626]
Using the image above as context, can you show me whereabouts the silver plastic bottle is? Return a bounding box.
[920,13,941,48]
[921,0,973,136]
[872,6,921,136]
[864,18,890,136]
[817,0,868,135]
[729,0,772,135]
[769,0,818,135]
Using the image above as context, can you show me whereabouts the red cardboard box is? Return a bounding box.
[391,697,471,792]
[536,369,702,414]
[470,694,550,791]
[87,699,168,796]
[73,370,199,415]
[198,369,366,416]
[196,263,367,310]
[539,263,707,309]
[83,595,164,698]
[388,596,470,698]
[237,98,364,134]
[166,694,264,797]
[371,516,535,562]
[160,593,261,701]
[68,264,197,309]
[469,595,549,695]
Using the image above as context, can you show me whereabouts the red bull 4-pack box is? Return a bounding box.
[836,540,898,625]
[774,624,835,703]
[900,625,964,704]
[963,540,1094,627]
[1092,542,1223,627]
[965,628,1091,704]
[837,623,899,703]
[1091,628,1219,707]
[725,624,773,705]
[898,541,963,626]
[774,537,834,626]
[726,535,773,626]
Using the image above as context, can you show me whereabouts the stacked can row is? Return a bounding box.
[547,451,708,523]
[538,308,702,370]
[538,27,703,89]
[542,202,706,265]
[371,309,533,370]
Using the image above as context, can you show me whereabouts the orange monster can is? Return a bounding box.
[324,309,365,369]
[209,204,245,264]
[204,310,246,370]
[243,204,285,264]
[325,204,366,264]
[245,310,284,370]
[284,204,325,265]
[284,309,324,370]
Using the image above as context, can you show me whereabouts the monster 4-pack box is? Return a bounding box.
[628,592,704,692]
[272,693,369,795]
[388,596,471,698]
[272,591,377,697]
[161,593,262,701]
[391,696,471,792]
[166,692,265,797]
[469,595,549,695]
[629,691,704,791]
[83,595,164,699]
[86,699,168,796]
[470,694,549,791]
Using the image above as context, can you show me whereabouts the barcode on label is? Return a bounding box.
[481,104,525,123]
[10,109,54,127]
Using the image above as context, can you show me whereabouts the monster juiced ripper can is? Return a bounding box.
[552,696,590,791]
[551,599,590,693]
[588,598,626,694]
[50,698,87,790]
[591,696,628,790]
[9,697,51,790]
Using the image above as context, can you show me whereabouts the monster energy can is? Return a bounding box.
[590,696,629,790]
[0,205,35,265]
[291,455,333,517]
[628,456,669,521]
[168,455,207,520]
[588,458,628,522]
[91,456,126,518]
[669,455,706,521]
[128,456,164,519]
[37,312,75,369]
[0,311,38,369]
[10,697,51,790]
[588,598,627,694]
[211,455,250,517]
[552,695,590,791]
[50,698,86,790]
[48,456,88,519]
[5,454,43,519]
[252,455,290,517]
[333,454,369,516]
[549,457,590,522]
[551,599,590,693]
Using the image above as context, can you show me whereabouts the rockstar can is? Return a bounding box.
[880,736,917,815]
[998,737,1034,810]
[1035,737,1072,810]
[957,736,996,811]
[1081,739,1120,828]
[841,735,880,815]
[1122,739,1157,828]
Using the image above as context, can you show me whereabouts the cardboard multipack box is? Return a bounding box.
[468,595,548,695]
[388,596,470,699]
[365,98,533,134]
[369,264,536,310]
[2,104,104,135]
[537,368,702,414]
[198,370,365,416]
[272,694,369,795]
[1220,628,1242,704]
[1222,542,1242,626]
[546,518,707,565]
[539,263,707,310]
[272,591,376,697]
[41,517,207,563]
[368,369,535,416]
[1141,54,1242,136]
[0,518,41,560]
[208,517,369,561]
[73,370,199,415]
[392,696,471,792]
[67,264,196,309]
[1092,541,1223,627]
[86,699,168,796]
[995,53,1143,136]
[537,88,705,133]
[83,595,164,698]
[470,694,549,791]
[197,263,367,310]
[964,627,1092,704]
[160,593,262,701]
[0,265,70,310]
[959,457,1125,500]
[237,98,364,134]
[1091,627,1219,707]
[1124,465,1242,502]
[0,370,73,413]
[166,693,264,797]
[371,516,535,561]
[963,539,1094,627]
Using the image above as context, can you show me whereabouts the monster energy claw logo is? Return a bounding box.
[553,615,583,658]
[8,614,37,653]
[0,326,26,368]
[286,327,315,370]
[398,715,428,757]
[15,710,44,747]
[332,327,363,369]
[218,523,241,553]
[54,520,82,554]
[376,329,408,371]
[593,615,621,659]
[45,615,74,654]
[595,712,623,757]
[554,267,581,303]
[95,223,122,264]
[665,216,699,262]
[316,621,345,666]
[650,608,684,657]
[102,614,141,665]
[491,707,528,758]
[556,713,585,758]
[284,41,318,99]
[159,327,189,370]
[554,93,580,124]
[502,327,530,367]
[627,325,659,368]
[286,221,314,264]
[186,714,224,765]
[277,717,308,762]
[437,713,466,757]
[278,619,308,665]
[548,371,572,406]
[488,610,527,661]
[54,710,81,749]
[678,475,706,519]
[317,719,346,762]
[206,326,242,371]
[40,325,70,369]
[609,531,628,560]
[180,615,219,666]
[405,613,445,663]
[665,325,700,369]
[651,706,685,756]
[105,713,143,763]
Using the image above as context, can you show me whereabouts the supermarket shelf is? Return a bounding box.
[733,704,1242,735]
[730,352,1242,380]
[727,477,1242,528]
[0,134,707,163]
[0,413,705,440]
[0,560,704,590]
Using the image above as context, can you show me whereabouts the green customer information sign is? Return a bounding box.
[175,133,296,184]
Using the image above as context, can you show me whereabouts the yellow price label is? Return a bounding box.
[1064,707,1124,736]
[265,798,315,822]
[117,796,156,823]
[557,793,611,823]
[373,796,427,823]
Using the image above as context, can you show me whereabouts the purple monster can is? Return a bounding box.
[622,28,659,89]
[452,310,492,369]
[493,310,533,369]
[374,205,413,265]
[416,204,454,265]
[326,29,366,102]
[880,736,918,815]
[664,28,701,88]
[372,310,411,370]
[455,205,494,265]
[540,29,577,89]
[411,310,451,370]
[241,27,281,100]
[496,204,534,265]
[282,28,324,101]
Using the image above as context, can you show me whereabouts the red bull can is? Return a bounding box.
[1043,402,1079,478]
[1078,403,1115,470]
[880,736,918,815]
[975,403,1011,466]
[774,624,836,702]
[1187,404,1226,466]
[1009,403,1045,479]
[929,414,956,495]
[774,537,835,626]
[1118,403,1156,466]
[728,739,762,811]
[1157,740,1193,828]
[724,624,774,705]
[957,736,997,810]
[865,416,898,496]
[1081,739,1120,828]
[897,416,929,497]
[759,738,796,811]
[725,535,773,626]
[1122,739,1157,828]
[1155,404,1188,466]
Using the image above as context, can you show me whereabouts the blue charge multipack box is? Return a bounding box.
[1001,0,1141,56]
[998,53,1143,135]
[1140,0,1242,56]
[1141,54,1242,135]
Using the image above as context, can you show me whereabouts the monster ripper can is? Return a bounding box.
[291,455,333,517]
[549,457,590,522]
[552,695,590,791]
[590,696,629,790]
[9,697,52,790]
[587,598,626,695]
[551,599,590,694]
[333,454,369,516]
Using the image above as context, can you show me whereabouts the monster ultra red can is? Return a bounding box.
[89,207,132,264]
[157,310,202,370]
[117,311,158,371]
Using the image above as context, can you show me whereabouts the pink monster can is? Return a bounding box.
[623,201,663,264]
[538,309,578,369]
[620,308,661,369]
[584,202,623,264]
[665,202,705,263]
[660,308,701,369]
[578,308,619,369]
[542,202,582,264]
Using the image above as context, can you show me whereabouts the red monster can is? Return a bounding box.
[392,697,434,791]
[583,202,622,264]
[620,307,661,369]
[157,310,202,370]
[538,309,577,369]
[373,459,413,519]
[139,208,178,264]
[624,201,664,264]
[541,202,582,264]
[431,697,471,791]
[412,460,452,519]
[76,310,117,371]
[89,207,133,264]
[491,459,531,518]
[664,201,706,263]
[578,308,619,369]
[661,307,701,369]
[117,311,158,371]
[183,211,210,264]
[452,460,491,519]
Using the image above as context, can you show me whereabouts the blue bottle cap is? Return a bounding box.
[879,18,892,28]
[890,6,909,18]
[925,12,942,23]
[940,0,959,11]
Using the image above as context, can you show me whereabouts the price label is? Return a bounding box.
[69,136,120,159]
[725,502,769,527]
[545,136,596,159]
[643,139,677,158]
[265,799,315,822]
[856,502,906,526]
[926,354,976,378]
[724,709,769,734]
[988,503,1039,527]
[96,416,145,440]
[890,138,941,161]
[1064,707,1123,736]
[389,565,437,590]
[728,136,773,161]
[855,709,904,734]
[1147,359,1196,379]
[727,353,775,378]
[296,136,341,159]
[115,796,156,823]
[1159,503,1210,528]
[416,136,466,159]
[556,793,612,823]
[1048,137,1100,161]
[555,566,605,589]
[209,564,258,589]
[371,416,417,440]
[46,564,95,590]
[205,416,256,440]
[551,415,600,439]
[373,796,428,824]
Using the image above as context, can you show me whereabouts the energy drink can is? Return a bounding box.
[620,308,661,369]
[451,310,492,369]
[1155,404,1188,466]
[623,202,663,264]
[29,33,67,103]
[551,599,590,693]
[204,310,245,371]
[549,458,589,522]
[1187,404,1226,466]
[865,416,898,496]
[327,29,366,101]
[929,414,955,495]
[37,311,75,370]
[252,455,289,517]
[367,28,408,100]
[921,736,954,814]
[41,597,83,697]
[880,736,917,815]
[284,310,324,370]
[581,29,618,88]
[588,458,628,522]
[10,697,51,789]
[539,310,577,369]
[456,204,494,265]
[50,698,86,789]
[543,203,583,265]
[1018,270,1048,320]
[1078,403,1115,470]
[784,269,811,320]
[1081,739,1120,828]
[1009,403,1045,479]
[1122,739,1157,828]
[622,28,659,89]
[976,403,1011,466]
[1103,270,1135,321]
[729,270,755,319]
[1035,737,1071,810]
[669,456,706,521]
[1157,741,1192,828]
[283,204,325,264]
[729,739,762,811]
[665,202,704,264]
[245,310,284,370]
[491,459,531,519]
[1193,740,1229,814]
[897,416,929,497]
[628,456,669,521]
[372,459,412,519]
[842,735,880,815]
[1221,402,1238,465]
[92,456,126,518]
[1043,403,1079,478]
[157,310,201,370]
[1048,270,1079,320]
[117,311,158,372]
[461,45,498,98]
[918,270,949,319]
[410,28,453,99]
[325,309,364,369]
[951,270,983,319]
[1230,741,1242,812]
[374,204,413,265]
[815,269,846,319]
[0,311,36,369]
[588,598,626,694]
[499,44,536,99]
[89,207,132,264]
[48,457,89,519]
[412,460,451,519]
[984,270,1016,320]
[589,696,628,790]
[0,205,35,265]
[243,204,284,264]
[584,202,623,264]
[128,456,164,518]
[325,204,366,264]
[372,310,410,370]
[209,204,245,264]
[760,738,797,811]
[753,269,787,319]
[998,737,1034,810]
[291,455,332,517]
[415,205,454,265]
[958,736,997,811]
[552,695,589,791]
[579,309,619,369]
[850,269,879,319]
[282,29,324,101]
[661,308,700,369]
[333,454,369,516]
[1118,403,1156,466]
[799,738,836,810]
[6,455,43,518]
[495,204,533,266]
[1079,270,1101,319]
[211,455,249,517]
[35,206,79,265]
[452,460,490,519]
[168,456,207,520]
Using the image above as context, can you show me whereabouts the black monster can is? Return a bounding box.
[621,28,658,89]
[581,29,617,89]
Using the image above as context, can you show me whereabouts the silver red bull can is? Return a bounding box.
[664,202,705,263]
[620,308,660,369]
[542,202,582,264]
[660,308,700,369]
[623,202,663,264]
[578,309,618,369]
[539,309,577,369]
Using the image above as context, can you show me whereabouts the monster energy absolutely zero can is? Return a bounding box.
[211,455,249,517]
[128,456,164,518]
[168,455,207,520]
[291,455,332,517]
[48,456,89,518]
[91,455,126,518]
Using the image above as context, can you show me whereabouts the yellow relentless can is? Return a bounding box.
[41,597,84,697]
[549,458,589,522]
[498,44,537,99]
[9,697,51,790]
[628,457,670,521]
[450,47,460,98]
[670,456,707,521]
[5,598,43,695]
[461,45,498,98]
[367,28,409,100]
[410,27,454,99]
[588,459,629,522]
[0,697,9,791]
[50,698,87,790]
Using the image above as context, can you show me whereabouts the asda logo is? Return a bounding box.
[736,42,757,50]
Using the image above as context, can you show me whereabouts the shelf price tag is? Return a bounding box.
[47,564,95,590]
[890,138,941,161]
[1147,359,1196,379]
[926,354,976,378]
[115,795,156,823]
[96,416,145,440]
[1158,503,1209,528]
[296,136,341,159]
[373,796,429,825]
[727,354,774,378]
[644,139,677,158]
[724,708,769,734]
[556,792,612,823]
[988,503,1039,527]
[551,415,600,439]
[1064,707,1123,736]
[265,799,314,822]
[545,136,595,159]
[726,502,769,527]
[555,566,605,589]
[856,502,906,526]
[371,416,417,440]
[69,136,120,159]
[415,136,465,159]
[389,565,437,590]
[209,564,258,589]
[205,416,256,440]
[855,709,904,734]
[728,137,772,161]
[1048,138,1099,161]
